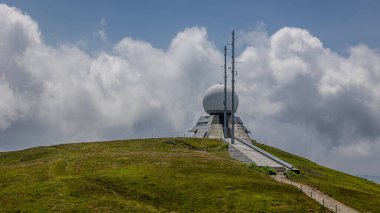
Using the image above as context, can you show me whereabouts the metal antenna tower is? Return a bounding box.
[223,45,227,139]
[231,30,236,144]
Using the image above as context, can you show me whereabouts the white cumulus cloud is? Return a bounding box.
[237,27,380,175]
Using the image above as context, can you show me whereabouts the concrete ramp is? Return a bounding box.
[226,137,296,171]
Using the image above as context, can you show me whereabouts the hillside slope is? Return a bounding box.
[252,140,380,212]
[0,138,326,212]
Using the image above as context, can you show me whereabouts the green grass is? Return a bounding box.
[252,140,380,212]
[0,138,328,212]
[249,164,277,176]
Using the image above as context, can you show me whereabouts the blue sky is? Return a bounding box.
[3,0,380,54]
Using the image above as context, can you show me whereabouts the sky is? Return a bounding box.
[1,1,380,180]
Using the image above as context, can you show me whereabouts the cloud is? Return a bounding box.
[96,18,108,43]
[0,78,28,130]
[1,4,380,176]
[0,4,222,150]
[0,4,40,131]
[237,27,380,175]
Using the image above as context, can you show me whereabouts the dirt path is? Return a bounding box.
[272,173,359,213]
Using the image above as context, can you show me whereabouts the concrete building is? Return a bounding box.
[189,83,251,141]
[190,83,297,172]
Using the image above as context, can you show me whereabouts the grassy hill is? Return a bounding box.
[0,138,329,212]
[252,140,380,212]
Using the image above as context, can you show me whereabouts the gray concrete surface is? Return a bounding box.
[226,138,295,172]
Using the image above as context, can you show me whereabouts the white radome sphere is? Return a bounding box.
[202,84,239,114]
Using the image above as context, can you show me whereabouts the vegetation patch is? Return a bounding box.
[249,163,277,175]
[252,140,380,212]
[0,138,326,212]
[162,139,202,150]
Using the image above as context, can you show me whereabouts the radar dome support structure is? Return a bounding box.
[189,30,251,142]
[231,30,236,144]
[223,45,227,139]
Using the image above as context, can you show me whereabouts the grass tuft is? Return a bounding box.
[248,163,277,175]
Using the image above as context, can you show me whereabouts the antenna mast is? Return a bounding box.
[223,45,227,139]
[231,30,236,144]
